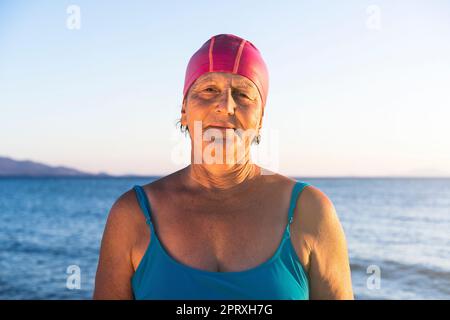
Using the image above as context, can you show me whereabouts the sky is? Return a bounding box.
[1,0,450,177]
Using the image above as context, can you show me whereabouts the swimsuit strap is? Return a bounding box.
[133,185,156,233]
[286,181,311,237]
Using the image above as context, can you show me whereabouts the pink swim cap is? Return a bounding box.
[182,34,269,107]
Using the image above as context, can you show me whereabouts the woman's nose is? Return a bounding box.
[215,88,236,114]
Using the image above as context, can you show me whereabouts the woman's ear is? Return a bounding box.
[259,106,264,129]
[181,98,187,126]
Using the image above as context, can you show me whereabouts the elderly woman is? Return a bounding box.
[93,34,353,300]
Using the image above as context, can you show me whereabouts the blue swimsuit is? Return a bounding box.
[131,181,310,300]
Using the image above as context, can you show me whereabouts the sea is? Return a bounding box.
[0,177,449,299]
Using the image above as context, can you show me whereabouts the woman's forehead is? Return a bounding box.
[195,72,256,89]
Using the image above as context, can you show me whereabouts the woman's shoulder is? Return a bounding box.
[256,168,296,186]
[254,169,336,233]
[106,186,149,231]
[259,172,342,244]
[298,184,336,221]
[290,180,343,249]
[140,168,186,195]
[261,172,333,213]
[261,169,333,215]
[111,173,179,221]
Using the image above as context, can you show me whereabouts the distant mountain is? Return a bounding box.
[0,156,109,177]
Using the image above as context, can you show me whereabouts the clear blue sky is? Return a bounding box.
[1,0,450,177]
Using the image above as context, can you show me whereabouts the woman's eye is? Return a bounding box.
[203,87,216,93]
[238,92,251,99]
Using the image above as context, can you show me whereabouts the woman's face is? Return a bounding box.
[181,72,264,164]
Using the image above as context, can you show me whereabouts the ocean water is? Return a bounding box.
[0,177,449,300]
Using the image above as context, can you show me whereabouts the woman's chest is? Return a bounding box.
[132,183,310,273]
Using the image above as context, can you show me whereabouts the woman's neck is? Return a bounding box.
[185,161,261,193]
